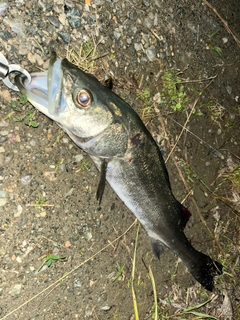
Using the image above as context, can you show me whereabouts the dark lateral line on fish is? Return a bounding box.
[169,117,224,159]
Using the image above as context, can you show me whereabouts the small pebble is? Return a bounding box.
[0,90,11,101]
[16,256,22,263]
[58,12,67,25]
[0,119,8,127]
[73,280,81,288]
[67,8,82,29]
[22,240,27,247]
[114,31,121,40]
[59,163,66,172]
[145,45,156,61]
[35,265,48,274]
[0,130,9,136]
[29,139,36,146]
[65,240,71,248]
[217,128,221,135]
[63,138,69,144]
[64,188,74,197]
[0,190,6,198]
[9,284,22,296]
[14,204,23,217]
[48,16,60,28]
[134,43,142,52]
[86,230,92,241]
[226,85,232,95]
[213,210,220,221]
[75,154,83,162]
[0,3,8,16]
[0,198,7,206]
[5,153,14,164]
[44,171,57,181]
[39,210,47,217]
[20,175,32,185]
[58,32,71,43]
[153,92,161,104]
[101,306,111,311]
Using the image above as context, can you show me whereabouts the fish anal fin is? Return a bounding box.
[150,238,164,260]
[178,203,192,229]
[96,160,108,205]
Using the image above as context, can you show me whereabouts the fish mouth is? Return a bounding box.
[15,52,66,116]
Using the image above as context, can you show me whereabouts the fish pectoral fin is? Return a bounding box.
[96,160,108,205]
[150,238,164,260]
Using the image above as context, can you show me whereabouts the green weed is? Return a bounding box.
[203,99,226,126]
[137,274,144,286]
[55,159,64,172]
[37,254,66,272]
[209,45,222,57]
[137,87,155,121]
[228,166,240,191]
[67,38,97,73]
[161,69,189,112]
[113,310,119,319]
[112,263,125,282]
[146,298,219,320]
[24,109,39,127]
[13,108,38,127]
[53,131,64,146]
[9,101,20,112]
[208,30,222,57]
[76,159,90,172]
[110,52,116,60]
[34,195,47,210]
[214,165,240,193]
[9,94,39,127]
[175,299,219,319]
[182,161,197,183]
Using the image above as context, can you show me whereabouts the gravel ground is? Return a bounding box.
[0,0,240,319]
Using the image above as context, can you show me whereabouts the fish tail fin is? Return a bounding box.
[188,253,223,291]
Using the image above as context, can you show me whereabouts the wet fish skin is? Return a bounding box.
[15,54,222,291]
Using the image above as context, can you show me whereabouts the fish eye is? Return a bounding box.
[76,89,92,108]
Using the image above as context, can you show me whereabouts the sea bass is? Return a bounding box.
[15,52,222,291]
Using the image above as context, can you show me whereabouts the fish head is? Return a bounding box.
[15,52,132,157]
[15,52,118,139]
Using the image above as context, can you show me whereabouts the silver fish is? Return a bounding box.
[15,52,222,291]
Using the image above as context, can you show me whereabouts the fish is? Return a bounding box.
[15,52,222,291]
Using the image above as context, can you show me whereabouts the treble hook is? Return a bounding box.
[0,52,31,91]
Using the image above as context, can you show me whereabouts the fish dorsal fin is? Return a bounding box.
[96,160,108,205]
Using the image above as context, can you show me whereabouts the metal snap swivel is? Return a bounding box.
[0,52,9,79]
[0,52,31,91]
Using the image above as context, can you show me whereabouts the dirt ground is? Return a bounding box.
[0,0,239,319]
